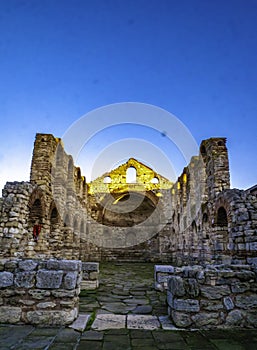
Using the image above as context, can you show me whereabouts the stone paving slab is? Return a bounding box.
[69,313,90,332]
[0,324,257,349]
[91,314,126,331]
[127,314,160,330]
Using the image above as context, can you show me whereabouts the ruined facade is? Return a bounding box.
[0,133,256,266]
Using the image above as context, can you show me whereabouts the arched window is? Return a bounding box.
[217,207,228,226]
[104,176,112,184]
[29,199,43,225]
[50,207,59,232]
[80,221,84,234]
[73,218,79,231]
[151,177,159,184]
[126,167,137,183]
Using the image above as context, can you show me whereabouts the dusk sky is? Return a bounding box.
[0,0,257,192]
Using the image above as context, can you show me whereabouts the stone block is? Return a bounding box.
[63,272,78,290]
[225,309,243,326]
[167,276,185,297]
[231,282,250,293]
[82,262,99,272]
[29,290,51,299]
[155,265,174,274]
[47,259,81,272]
[235,294,257,309]
[18,260,38,271]
[26,307,78,325]
[80,280,98,290]
[0,271,13,288]
[0,306,21,323]
[173,299,200,312]
[185,278,199,297]
[127,314,160,330]
[200,300,223,311]
[192,312,219,327]
[92,314,126,330]
[14,271,35,288]
[37,302,56,309]
[171,310,192,328]
[200,285,230,299]
[36,270,63,289]
[69,313,91,332]
[167,291,174,308]
[223,296,234,310]
[51,290,76,298]
[89,271,98,280]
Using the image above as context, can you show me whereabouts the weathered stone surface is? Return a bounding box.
[36,270,63,289]
[167,291,174,308]
[51,290,76,298]
[63,272,78,290]
[92,314,126,330]
[29,290,51,299]
[18,260,38,271]
[200,285,230,299]
[26,308,78,325]
[0,306,21,323]
[46,259,81,272]
[37,302,56,309]
[80,280,98,290]
[231,282,250,293]
[223,296,234,310]
[127,314,160,330]
[167,276,185,297]
[226,309,243,326]
[171,310,192,328]
[14,271,35,288]
[235,294,257,309]
[192,312,219,327]
[246,312,257,327]
[69,313,91,332]
[173,299,200,312]
[82,262,99,272]
[185,278,200,297]
[0,271,13,288]
[200,300,223,311]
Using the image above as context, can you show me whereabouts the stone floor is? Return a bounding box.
[1,262,257,349]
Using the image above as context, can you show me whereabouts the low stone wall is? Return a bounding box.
[0,258,81,325]
[165,264,257,329]
[81,262,99,290]
[154,265,176,291]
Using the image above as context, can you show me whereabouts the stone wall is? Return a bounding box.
[0,258,81,325]
[166,264,257,329]
[0,133,256,265]
[81,262,99,290]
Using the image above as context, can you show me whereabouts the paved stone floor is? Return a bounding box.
[1,263,257,349]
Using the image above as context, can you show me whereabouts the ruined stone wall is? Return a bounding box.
[0,133,256,264]
[165,264,257,329]
[0,258,81,325]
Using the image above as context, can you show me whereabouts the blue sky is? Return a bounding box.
[0,0,257,191]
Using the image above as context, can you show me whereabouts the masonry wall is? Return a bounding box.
[0,258,81,325]
[166,264,257,329]
[0,134,256,265]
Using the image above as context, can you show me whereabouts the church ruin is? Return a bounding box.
[0,133,256,265]
[0,133,256,327]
